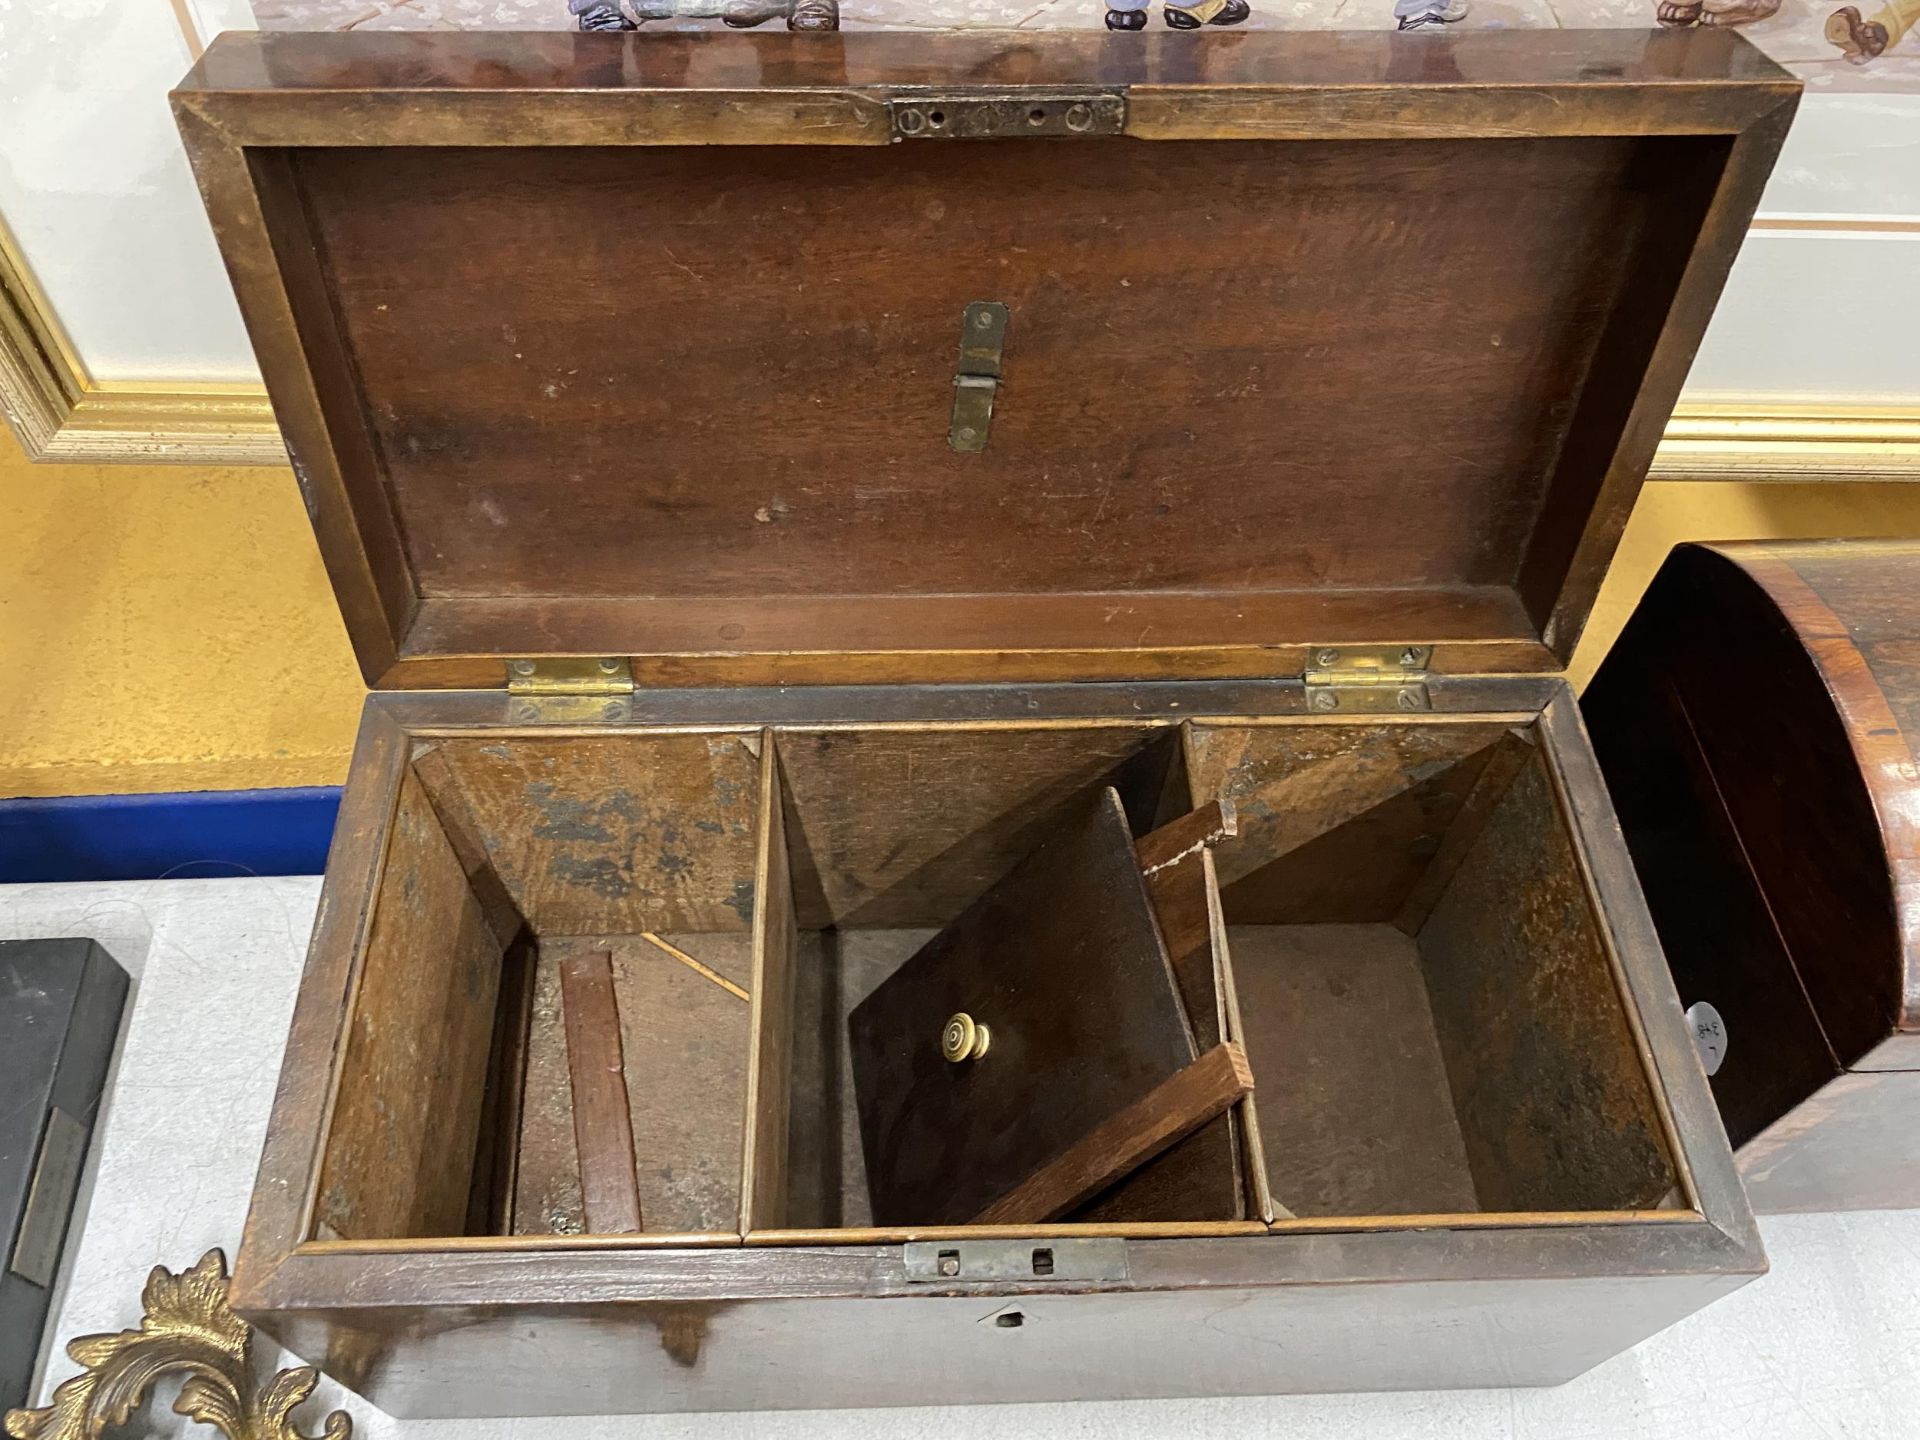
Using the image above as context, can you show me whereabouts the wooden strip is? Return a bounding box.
[1205,850,1280,1225]
[1135,799,1236,877]
[558,949,643,1235]
[171,106,407,688]
[742,1220,1272,1248]
[970,1043,1254,1226]
[1085,845,1247,1224]
[1527,95,1798,662]
[405,590,1548,675]
[1143,859,1223,1047]
[297,1229,745,1255]
[640,932,750,1002]
[276,704,410,1258]
[739,735,796,1234]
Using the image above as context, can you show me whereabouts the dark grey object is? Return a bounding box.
[0,938,128,1412]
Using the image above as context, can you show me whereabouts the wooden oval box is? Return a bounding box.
[173,29,1796,1417]
[1585,540,1920,1214]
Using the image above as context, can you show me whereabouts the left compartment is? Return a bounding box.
[309,729,765,1244]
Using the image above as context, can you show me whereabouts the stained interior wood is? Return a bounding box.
[318,715,1681,1243]
[515,933,751,1237]
[315,766,507,1242]
[1192,721,1681,1217]
[265,128,1729,669]
[768,724,1268,1230]
[313,735,762,1241]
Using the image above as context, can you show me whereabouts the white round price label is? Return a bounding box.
[1684,1001,1728,1077]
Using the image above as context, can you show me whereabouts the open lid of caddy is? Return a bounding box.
[173,28,1796,692]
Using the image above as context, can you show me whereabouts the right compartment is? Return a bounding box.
[1187,717,1685,1223]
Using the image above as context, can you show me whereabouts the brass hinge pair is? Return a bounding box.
[1302,645,1433,713]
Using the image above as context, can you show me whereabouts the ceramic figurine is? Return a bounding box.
[1394,0,1469,29]
[1655,0,1781,26]
[1104,0,1250,28]
[1827,1,1908,59]
[571,0,838,30]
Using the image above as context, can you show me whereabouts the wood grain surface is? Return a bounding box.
[176,29,1794,689]
[848,789,1199,1226]
[774,725,1175,929]
[515,933,751,1238]
[1585,539,1920,1211]
[558,947,643,1234]
[973,1043,1254,1226]
[1231,923,1478,1218]
[1187,721,1518,923]
[1417,751,1678,1213]
[417,734,761,935]
[315,767,504,1241]
[1080,808,1249,1223]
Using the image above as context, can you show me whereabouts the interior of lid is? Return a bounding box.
[260,127,1733,681]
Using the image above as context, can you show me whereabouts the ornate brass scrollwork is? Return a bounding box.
[4,1250,350,1440]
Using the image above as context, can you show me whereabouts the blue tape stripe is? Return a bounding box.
[0,788,342,883]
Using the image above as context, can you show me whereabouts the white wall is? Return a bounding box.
[0,7,1912,398]
[1684,92,1920,401]
[0,0,259,382]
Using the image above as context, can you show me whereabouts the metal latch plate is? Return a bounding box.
[890,93,1126,142]
[950,301,1008,453]
[1303,645,1433,713]
[904,1238,1130,1283]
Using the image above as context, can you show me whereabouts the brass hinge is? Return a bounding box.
[506,657,634,696]
[1302,645,1432,713]
[889,93,1126,142]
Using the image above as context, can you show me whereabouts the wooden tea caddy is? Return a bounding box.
[1586,541,1920,1214]
[174,28,1798,1416]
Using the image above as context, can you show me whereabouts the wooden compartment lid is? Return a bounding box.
[173,30,1797,691]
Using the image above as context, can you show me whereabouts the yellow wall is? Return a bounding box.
[0,426,362,797]
[3,420,1919,798]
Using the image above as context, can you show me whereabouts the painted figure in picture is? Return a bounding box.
[1827,0,1911,59]
[571,0,838,28]
[1103,0,1250,29]
[1654,0,1779,26]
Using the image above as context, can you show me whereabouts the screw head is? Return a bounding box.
[1400,647,1424,668]
[1314,647,1340,667]
[974,309,995,330]
[510,659,537,676]
[1310,690,1339,712]
[1065,101,1093,132]
[957,426,978,443]
[1396,687,1422,711]
[937,1255,961,1277]
[601,700,624,720]
[598,657,620,674]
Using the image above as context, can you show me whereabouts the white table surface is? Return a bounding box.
[4,876,1916,1440]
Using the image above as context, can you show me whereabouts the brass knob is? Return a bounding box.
[941,1012,990,1064]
